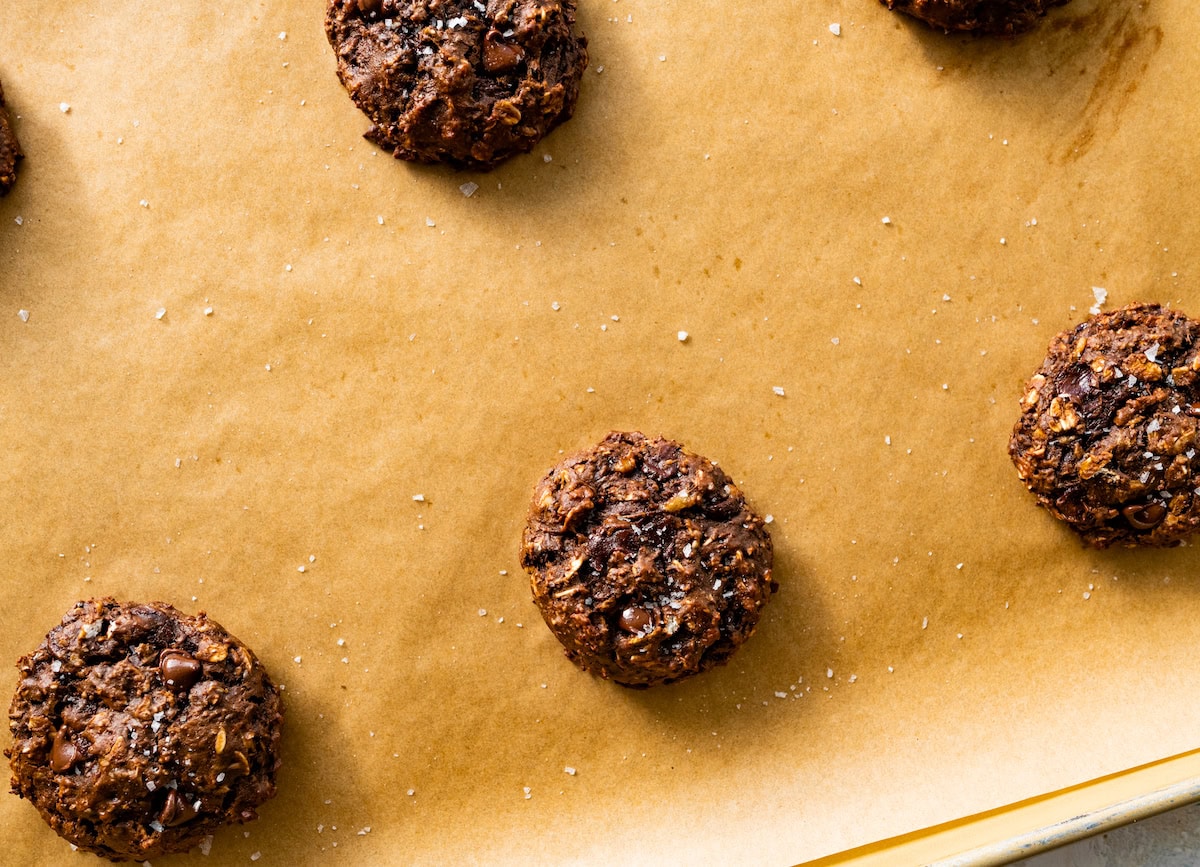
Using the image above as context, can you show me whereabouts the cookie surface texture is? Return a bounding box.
[521,431,776,688]
[880,0,1069,34]
[6,598,283,861]
[325,0,587,170]
[0,79,22,196]
[1009,304,1200,548]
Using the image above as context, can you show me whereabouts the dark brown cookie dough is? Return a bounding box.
[880,0,1070,34]
[0,79,22,196]
[325,0,587,170]
[520,432,776,688]
[1009,304,1200,548]
[6,599,283,861]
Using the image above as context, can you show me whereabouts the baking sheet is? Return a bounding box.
[1,1,1197,864]
[812,750,1200,866]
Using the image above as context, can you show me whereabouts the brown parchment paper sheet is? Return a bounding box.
[1,1,1197,864]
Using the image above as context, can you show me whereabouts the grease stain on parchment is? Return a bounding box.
[1052,0,1163,163]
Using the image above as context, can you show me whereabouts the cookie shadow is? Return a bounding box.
[1085,543,1200,591]
[0,74,91,301]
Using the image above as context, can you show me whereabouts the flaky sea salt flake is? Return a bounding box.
[829,23,841,35]
[17,309,29,322]
[460,181,479,197]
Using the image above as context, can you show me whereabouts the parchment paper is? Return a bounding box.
[1,1,1197,864]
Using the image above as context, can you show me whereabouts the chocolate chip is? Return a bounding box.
[1056,364,1095,404]
[159,650,203,691]
[50,728,77,773]
[160,790,198,827]
[483,31,525,73]
[1122,502,1168,530]
[619,607,651,634]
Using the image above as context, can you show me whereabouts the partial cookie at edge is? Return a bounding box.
[880,0,1071,34]
[325,0,587,170]
[1009,303,1200,548]
[6,598,283,861]
[0,79,22,196]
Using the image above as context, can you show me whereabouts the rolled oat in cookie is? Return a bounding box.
[1009,304,1200,548]
[521,432,776,688]
[325,0,587,170]
[880,0,1071,35]
[6,598,283,862]
[0,79,22,196]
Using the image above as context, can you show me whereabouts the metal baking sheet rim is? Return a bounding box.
[805,749,1200,867]
[936,776,1200,866]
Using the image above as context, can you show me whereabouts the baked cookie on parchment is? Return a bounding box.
[6,598,283,861]
[521,432,776,688]
[325,0,588,170]
[1009,304,1200,548]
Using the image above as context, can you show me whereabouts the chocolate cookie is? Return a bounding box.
[520,432,776,688]
[1009,304,1200,548]
[6,599,283,861]
[325,0,587,170]
[879,0,1070,34]
[0,79,22,196]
